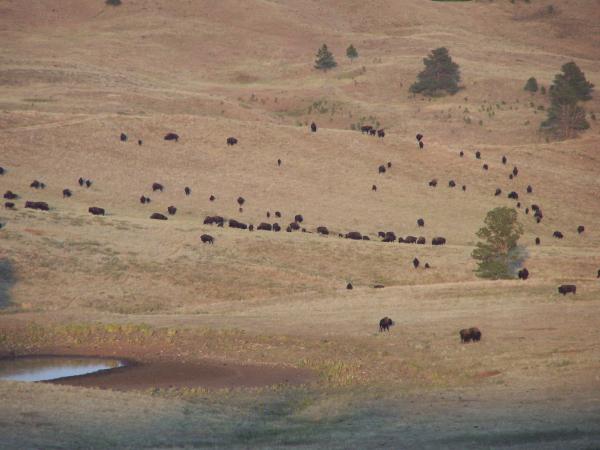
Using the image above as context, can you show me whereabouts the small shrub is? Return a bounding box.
[524,77,539,93]
[106,0,121,5]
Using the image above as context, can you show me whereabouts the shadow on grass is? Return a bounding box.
[0,258,16,310]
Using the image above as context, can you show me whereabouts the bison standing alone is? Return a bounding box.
[379,317,394,332]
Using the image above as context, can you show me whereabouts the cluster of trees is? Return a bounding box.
[314,44,359,70]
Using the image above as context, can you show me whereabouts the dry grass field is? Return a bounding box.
[1,0,600,448]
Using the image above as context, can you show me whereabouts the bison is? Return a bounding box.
[518,268,529,280]
[494,188,502,196]
[289,221,300,231]
[404,236,417,244]
[345,231,362,240]
[200,234,214,244]
[30,180,42,189]
[508,191,518,200]
[164,133,179,142]
[432,237,446,246]
[460,327,482,343]
[257,222,272,231]
[448,180,456,188]
[558,284,576,295]
[535,237,540,245]
[379,317,394,332]
[416,133,423,142]
[294,214,304,223]
[85,180,92,188]
[361,125,373,134]
[78,177,85,186]
[577,225,585,234]
[0,166,4,175]
[369,129,377,136]
[382,232,396,243]
[482,164,488,171]
[167,206,177,215]
[553,231,564,239]
[429,179,438,187]
[475,151,481,159]
[377,129,385,138]
[462,185,467,192]
[512,167,518,177]
[25,201,48,210]
[346,282,353,290]
[3,191,17,200]
[151,212,168,220]
[459,151,464,157]
[138,139,142,146]
[417,237,426,245]
[277,159,282,166]
[88,207,105,216]
[62,189,72,198]
[152,183,164,192]
[317,226,329,235]
[184,187,191,196]
[526,185,533,194]
[226,137,238,146]
[310,122,317,132]
[4,202,15,209]
[209,195,216,202]
[372,185,377,191]
[237,197,245,206]
[378,165,386,174]
[417,218,425,227]
[502,155,507,164]
[120,133,127,142]
[272,223,281,232]
[413,257,420,269]
[275,211,281,218]
[418,141,424,149]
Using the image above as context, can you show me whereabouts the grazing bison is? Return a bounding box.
[460,327,482,343]
[377,129,385,138]
[417,237,426,245]
[516,202,521,208]
[120,133,127,142]
[226,137,238,146]
[535,237,540,245]
[88,207,105,215]
[209,195,215,201]
[382,232,396,243]
[553,231,564,239]
[462,185,467,191]
[85,180,92,188]
[378,231,386,238]
[164,133,179,142]
[167,206,177,215]
[30,180,42,189]
[5,202,15,209]
[424,263,430,269]
[3,191,17,200]
[526,185,533,194]
[152,183,164,192]
[140,196,147,204]
[237,197,245,207]
[525,208,529,215]
[275,211,281,218]
[577,225,585,234]
[459,329,472,343]
[346,282,353,290]
[373,284,384,289]
[509,174,513,180]
[289,222,300,231]
[459,151,464,157]
[531,204,540,212]
[404,236,417,244]
[475,151,481,159]
[257,222,272,231]
[184,187,191,196]
[138,139,142,146]
[345,231,362,240]
[416,133,423,142]
[203,216,224,225]
[482,164,488,170]
[418,141,424,149]
[597,270,600,278]
[361,125,373,134]
[378,165,386,174]
[379,317,394,332]
[200,234,214,244]
[78,177,85,186]
[417,218,425,227]
[25,201,49,211]
[62,189,72,198]
[512,167,518,176]
[317,226,329,235]
[502,155,507,164]
[470,327,482,342]
[151,213,168,220]
[272,223,281,232]
[310,122,317,132]
[432,237,446,246]
[363,236,370,240]
[558,284,576,295]
[0,167,4,175]
[518,268,529,280]
[294,214,304,223]
[508,191,518,200]
[494,188,502,196]
[429,179,438,187]
[387,162,392,169]
[448,180,456,188]
[413,257,420,269]
[277,159,282,167]
[369,129,377,136]
[372,185,377,191]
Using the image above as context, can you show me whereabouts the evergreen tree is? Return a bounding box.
[524,77,538,93]
[410,47,460,96]
[346,44,358,63]
[106,0,122,5]
[472,207,523,279]
[542,61,594,139]
[314,44,337,71]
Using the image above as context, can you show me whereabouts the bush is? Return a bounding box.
[346,44,358,62]
[524,77,538,92]
[106,0,121,5]
[410,47,460,96]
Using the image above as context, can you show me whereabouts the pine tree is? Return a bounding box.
[472,207,523,279]
[346,44,358,63]
[314,44,337,71]
[524,77,538,93]
[410,47,460,96]
[542,61,594,139]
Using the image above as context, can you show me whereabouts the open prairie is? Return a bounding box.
[1,0,600,448]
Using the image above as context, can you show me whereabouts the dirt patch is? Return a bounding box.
[46,358,314,390]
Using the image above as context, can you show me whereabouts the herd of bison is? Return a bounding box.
[1,125,598,342]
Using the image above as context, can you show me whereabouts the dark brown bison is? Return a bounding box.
[152,183,164,192]
[382,232,396,243]
[372,185,377,191]
[516,202,521,209]
[226,137,238,146]
[345,231,362,240]
[512,167,518,176]
[140,196,147,204]
[378,165,386,174]
[4,191,18,200]
[597,270,600,278]
[85,180,92,188]
[200,234,214,244]
[257,222,272,231]
[459,151,464,157]
[518,268,529,280]
[88,207,105,216]
[470,327,482,342]
[346,282,353,290]
[294,214,303,223]
[462,185,467,191]
[209,195,216,202]
[377,129,385,138]
[379,317,394,332]
[249,224,254,231]
[577,225,585,234]
[413,257,420,269]
[361,125,373,134]
[275,211,281,218]
[167,206,177,215]
[432,237,446,246]
[373,284,384,289]
[558,284,576,295]
[151,212,168,220]
[4,202,15,209]
[535,237,540,245]
[277,159,282,167]
[482,164,488,170]
[184,187,191,196]
[417,237,426,245]
[459,328,472,343]
[272,223,281,232]
[30,180,43,189]
[25,201,49,211]
[404,236,417,244]
[369,129,377,136]
[494,188,502,196]
[460,327,482,343]
[78,177,85,186]
[418,141,424,149]
[424,263,430,269]
[229,219,247,229]
[387,162,392,168]
[138,139,142,146]
[0,167,4,175]
[553,231,564,239]
[164,133,179,142]
[526,185,533,194]
[62,189,72,198]
[502,155,507,164]
[429,179,438,187]
[508,191,518,200]
[204,216,224,225]
[448,180,456,188]
[475,151,481,159]
[310,122,317,132]
[417,218,425,227]
[289,221,300,231]
[416,133,423,142]
[362,236,370,240]
[317,226,329,235]
[237,197,245,206]
[120,133,127,142]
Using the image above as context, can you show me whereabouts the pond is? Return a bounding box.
[0,356,124,382]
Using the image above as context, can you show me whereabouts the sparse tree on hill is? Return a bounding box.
[472,207,524,279]
[542,61,594,139]
[314,44,337,71]
[346,44,358,63]
[106,0,122,5]
[410,47,460,96]
[524,77,538,93]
